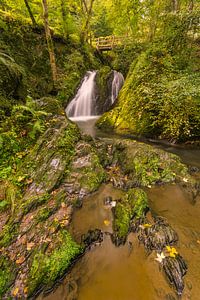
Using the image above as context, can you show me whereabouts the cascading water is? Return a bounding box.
[111,71,124,104]
[65,69,124,136]
[66,71,97,119]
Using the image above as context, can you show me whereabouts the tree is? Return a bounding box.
[81,0,95,41]
[41,0,57,83]
[24,0,37,27]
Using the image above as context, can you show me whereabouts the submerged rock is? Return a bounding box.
[81,229,103,248]
[138,218,178,251]
[163,255,187,296]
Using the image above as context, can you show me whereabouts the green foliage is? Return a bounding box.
[28,230,83,295]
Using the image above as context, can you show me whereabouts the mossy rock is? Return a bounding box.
[68,142,106,194]
[27,230,83,296]
[123,141,189,186]
[113,188,149,240]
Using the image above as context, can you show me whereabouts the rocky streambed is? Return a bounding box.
[0,115,199,299]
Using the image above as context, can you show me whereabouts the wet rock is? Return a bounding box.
[81,229,103,248]
[104,196,113,206]
[111,232,127,247]
[163,255,187,296]
[104,196,116,208]
[188,166,200,174]
[138,218,178,251]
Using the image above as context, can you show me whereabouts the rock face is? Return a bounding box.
[95,68,124,115]
[0,116,106,299]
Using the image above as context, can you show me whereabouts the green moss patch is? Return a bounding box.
[0,257,15,297]
[28,230,83,296]
[113,188,148,238]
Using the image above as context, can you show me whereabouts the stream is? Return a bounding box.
[38,70,200,300]
[37,119,200,300]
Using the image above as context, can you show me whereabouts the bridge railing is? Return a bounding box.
[94,35,127,50]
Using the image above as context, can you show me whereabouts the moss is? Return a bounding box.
[126,188,148,218]
[123,142,188,186]
[114,202,130,238]
[113,188,149,238]
[0,257,14,297]
[78,152,106,193]
[80,165,106,192]
[58,121,80,154]
[0,222,19,247]
[28,230,83,296]
[98,44,200,141]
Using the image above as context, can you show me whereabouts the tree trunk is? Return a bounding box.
[24,0,37,27]
[82,0,95,42]
[41,0,57,83]
[60,0,68,37]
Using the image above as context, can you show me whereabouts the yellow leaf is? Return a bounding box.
[12,287,19,297]
[171,247,178,255]
[166,245,171,252]
[169,252,176,258]
[104,220,110,226]
[143,223,151,228]
[24,287,28,294]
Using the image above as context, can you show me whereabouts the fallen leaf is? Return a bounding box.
[104,220,110,226]
[27,242,35,251]
[169,252,176,258]
[155,252,165,263]
[197,240,200,245]
[61,202,66,208]
[24,287,28,294]
[16,256,25,264]
[143,223,152,228]
[12,287,19,297]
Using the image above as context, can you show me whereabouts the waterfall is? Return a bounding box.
[66,70,124,122]
[66,71,97,119]
[111,71,124,104]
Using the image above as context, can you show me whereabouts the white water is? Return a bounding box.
[66,71,97,118]
[111,70,124,104]
[66,70,124,121]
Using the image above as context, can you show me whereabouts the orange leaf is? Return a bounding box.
[12,287,19,297]
[16,256,25,264]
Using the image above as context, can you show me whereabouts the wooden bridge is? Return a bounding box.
[93,35,127,51]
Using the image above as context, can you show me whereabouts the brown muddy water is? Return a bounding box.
[38,174,200,300]
[37,119,200,300]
